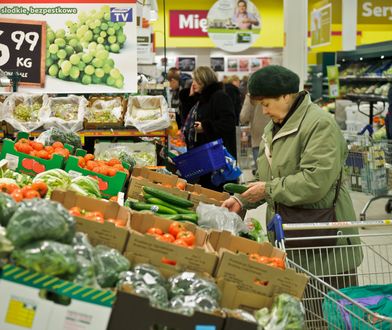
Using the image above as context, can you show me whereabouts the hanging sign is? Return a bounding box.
[0,0,137,93]
[327,65,340,98]
[207,0,261,53]
[310,3,332,47]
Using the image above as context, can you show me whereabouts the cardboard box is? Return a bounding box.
[0,264,114,330]
[64,148,129,199]
[124,212,217,276]
[127,167,188,201]
[0,132,72,177]
[186,184,230,209]
[51,190,130,253]
[108,291,225,330]
[222,296,260,329]
[208,231,308,307]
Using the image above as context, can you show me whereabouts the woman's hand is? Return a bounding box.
[241,182,266,203]
[221,197,242,213]
[194,121,203,133]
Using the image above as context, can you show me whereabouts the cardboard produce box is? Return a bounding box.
[0,132,72,177]
[127,166,188,201]
[65,148,129,199]
[0,264,114,330]
[207,230,308,310]
[51,190,130,253]
[124,213,217,276]
[186,184,229,209]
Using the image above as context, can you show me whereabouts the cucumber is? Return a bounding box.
[143,186,193,208]
[146,197,195,214]
[160,213,198,224]
[143,193,154,200]
[128,201,178,215]
[223,183,248,194]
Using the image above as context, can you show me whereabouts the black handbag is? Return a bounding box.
[276,171,342,248]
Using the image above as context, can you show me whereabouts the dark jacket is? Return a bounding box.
[179,87,198,126]
[224,83,242,125]
[195,82,237,158]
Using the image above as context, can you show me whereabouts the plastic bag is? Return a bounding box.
[86,98,123,123]
[255,293,305,330]
[72,232,94,260]
[36,127,82,149]
[11,240,78,277]
[74,255,100,288]
[3,93,49,132]
[92,245,130,288]
[42,95,87,132]
[6,199,75,247]
[223,309,257,323]
[0,192,18,227]
[196,202,248,235]
[125,96,170,133]
[0,225,13,257]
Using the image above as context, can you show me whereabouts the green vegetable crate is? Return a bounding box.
[65,148,129,199]
[0,264,114,330]
[0,132,73,177]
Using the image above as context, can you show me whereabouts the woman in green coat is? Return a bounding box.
[222,65,363,286]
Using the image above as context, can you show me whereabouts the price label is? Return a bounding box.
[0,18,46,87]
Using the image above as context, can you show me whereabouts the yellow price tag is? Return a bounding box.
[5,296,36,328]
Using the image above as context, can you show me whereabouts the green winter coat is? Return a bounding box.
[242,93,363,276]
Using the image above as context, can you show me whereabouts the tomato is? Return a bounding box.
[172,238,189,247]
[53,149,69,158]
[6,184,19,194]
[269,257,285,270]
[78,156,86,168]
[109,196,118,202]
[31,141,44,151]
[84,211,104,223]
[161,257,177,266]
[146,227,163,236]
[86,161,97,171]
[11,190,23,202]
[114,218,127,227]
[107,158,121,166]
[24,190,41,199]
[84,153,95,161]
[107,168,117,177]
[45,146,54,154]
[158,233,175,243]
[107,218,117,224]
[258,256,271,264]
[168,222,186,238]
[31,181,48,197]
[37,150,49,159]
[175,181,186,190]
[176,231,195,246]
[52,141,64,149]
[18,143,33,154]
[249,253,261,263]
[69,206,82,217]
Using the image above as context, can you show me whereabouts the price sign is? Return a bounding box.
[0,18,46,87]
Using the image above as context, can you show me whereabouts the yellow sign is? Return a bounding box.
[358,0,392,24]
[5,296,36,328]
[311,3,332,47]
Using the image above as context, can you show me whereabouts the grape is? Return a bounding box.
[92,58,104,68]
[82,74,92,85]
[95,68,105,78]
[68,38,79,48]
[100,31,107,38]
[117,34,126,44]
[115,79,124,89]
[113,24,120,31]
[82,53,93,64]
[88,42,97,51]
[92,75,102,84]
[61,60,72,75]
[48,64,59,77]
[93,27,100,34]
[78,61,86,71]
[84,30,93,42]
[109,68,121,79]
[102,63,112,74]
[70,66,80,80]
[54,38,66,48]
[84,65,95,75]
[57,49,67,59]
[110,43,120,53]
[106,76,115,86]
[47,30,56,43]
[108,36,116,44]
[107,27,115,36]
[46,57,54,68]
[58,70,67,80]
[70,54,80,65]
[56,29,66,38]
[101,22,108,31]
[65,45,75,56]
[104,13,110,21]
[49,44,59,54]
[105,58,114,67]
[97,36,105,44]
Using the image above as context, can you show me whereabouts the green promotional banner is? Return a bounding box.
[311,3,332,48]
[327,65,340,98]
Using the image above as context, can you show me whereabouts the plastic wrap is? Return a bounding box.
[72,232,93,260]
[0,192,18,227]
[223,309,257,323]
[3,93,49,132]
[74,255,100,288]
[0,225,13,257]
[86,98,123,124]
[11,240,78,277]
[125,96,170,133]
[255,293,305,330]
[42,95,87,132]
[36,127,82,149]
[196,202,248,235]
[92,245,130,288]
[94,142,156,167]
[6,199,75,247]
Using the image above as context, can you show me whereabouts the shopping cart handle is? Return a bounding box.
[267,214,285,241]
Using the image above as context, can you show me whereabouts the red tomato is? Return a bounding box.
[78,156,86,168]
[5,183,19,194]
[11,190,23,202]
[146,227,163,236]
[31,181,48,197]
[172,238,189,248]
[249,253,261,263]
[52,141,64,149]
[24,190,41,199]
[115,218,127,227]
[176,231,195,246]
[168,222,186,238]
[69,206,82,217]
[84,153,95,161]
[161,257,177,266]
[157,233,175,243]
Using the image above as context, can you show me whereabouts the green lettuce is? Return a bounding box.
[33,169,71,197]
[69,176,101,198]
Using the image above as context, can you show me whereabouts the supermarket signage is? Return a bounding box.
[169,10,208,37]
[358,0,392,24]
[327,65,340,98]
[0,0,137,94]
[0,18,46,88]
[310,3,331,48]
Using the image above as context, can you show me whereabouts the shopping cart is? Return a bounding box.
[343,131,392,218]
[268,214,392,329]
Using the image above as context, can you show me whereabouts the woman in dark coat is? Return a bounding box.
[182,66,237,190]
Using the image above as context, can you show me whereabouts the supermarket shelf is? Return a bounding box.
[343,93,388,103]
[339,76,392,82]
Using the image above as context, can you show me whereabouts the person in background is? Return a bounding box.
[167,67,192,89]
[232,0,260,30]
[222,65,363,289]
[224,75,242,125]
[168,72,182,128]
[222,75,229,84]
[182,66,237,190]
[239,93,270,174]
[239,75,249,103]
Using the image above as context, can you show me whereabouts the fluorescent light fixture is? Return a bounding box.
[381,55,385,59]
[359,57,363,61]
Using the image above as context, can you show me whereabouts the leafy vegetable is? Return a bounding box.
[72,232,93,260]
[255,293,305,330]
[0,225,14,257]
[74,255,100,288]
[38,127,82,149]
[69,176,101,198]
[6,199,75,247]
[0,168,32,187]
[92,245,130,288]
[12,240,78,277]
[14,102,41,122]
[0,192,18,227]
[33,169,71,197]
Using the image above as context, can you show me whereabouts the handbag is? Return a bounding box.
[276,171,342,248]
